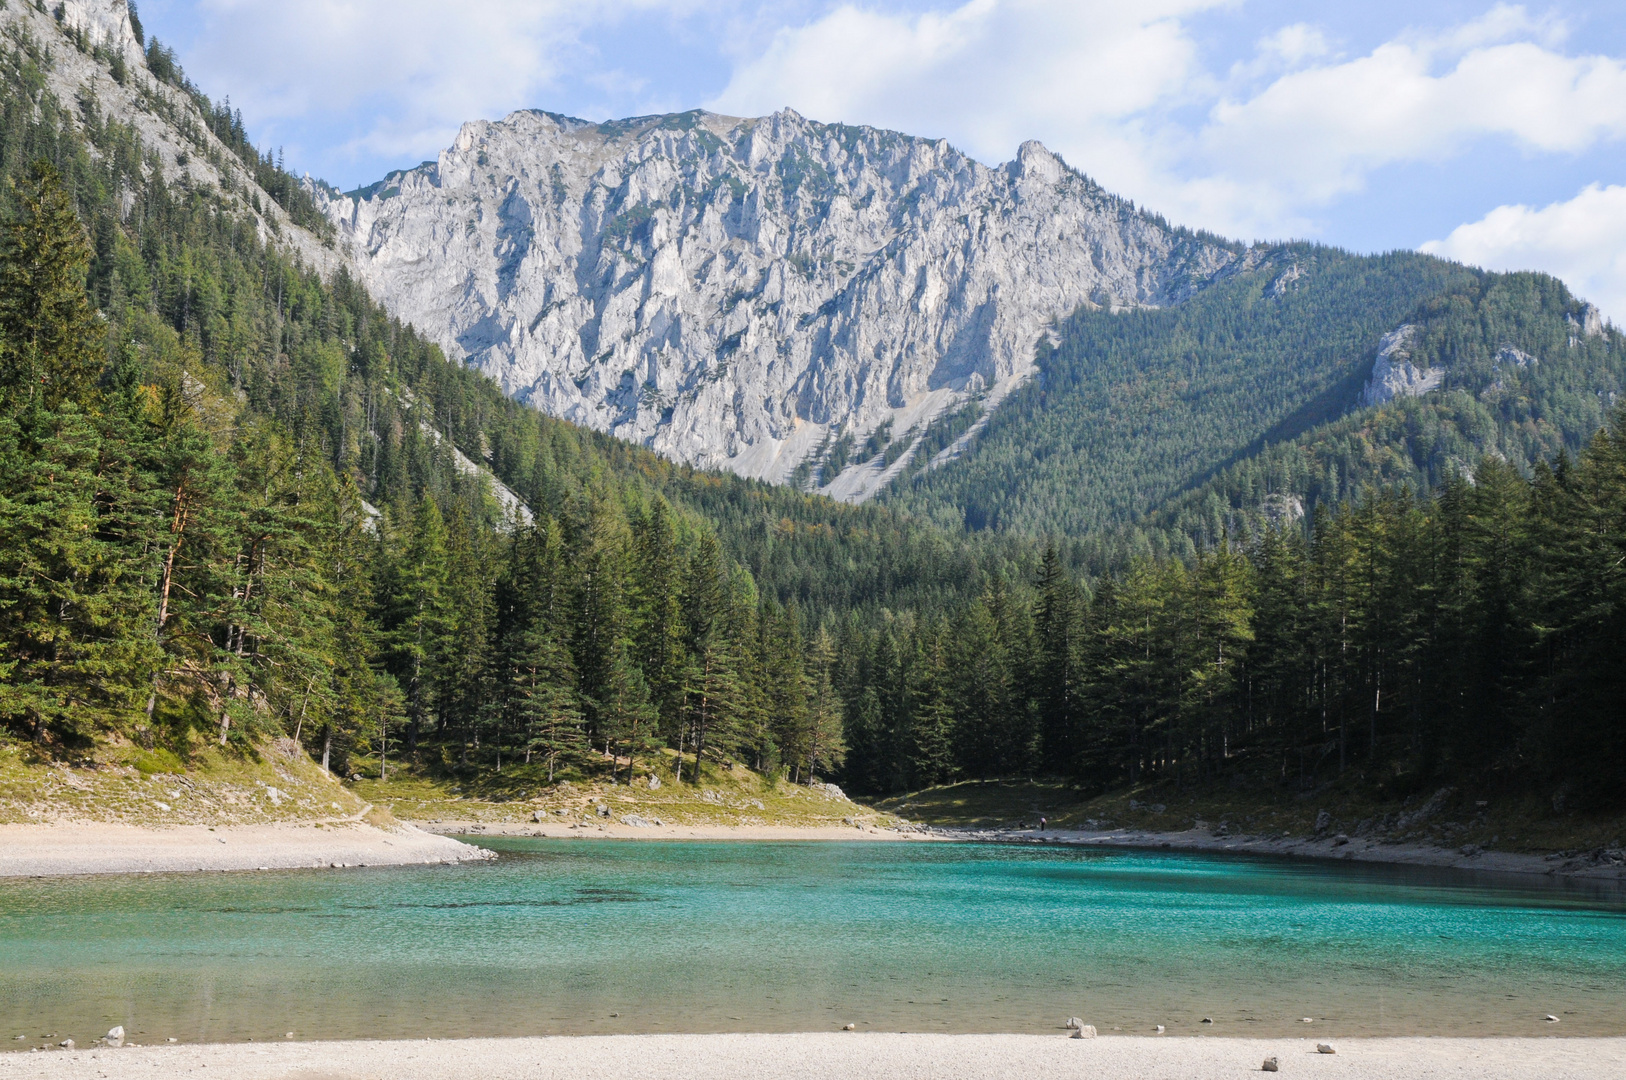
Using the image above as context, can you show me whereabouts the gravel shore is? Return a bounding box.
[0,821,489,877]
[1,1034,1620,1080]
[417,818,1626,881]
[946,825,1626,880]
[416,820,923,841]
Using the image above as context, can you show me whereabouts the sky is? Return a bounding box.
[131,0,1626,320]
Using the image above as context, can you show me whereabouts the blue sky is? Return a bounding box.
[132,1,1626,318]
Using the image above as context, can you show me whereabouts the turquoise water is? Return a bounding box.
[3,840,1625,1047]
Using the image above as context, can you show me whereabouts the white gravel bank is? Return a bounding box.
[0,822,489,877]
[0,1034,1621,1080]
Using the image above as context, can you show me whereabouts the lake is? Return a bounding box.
[3,839,1624,1046]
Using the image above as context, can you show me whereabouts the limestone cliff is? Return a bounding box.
[316,109,1240,497]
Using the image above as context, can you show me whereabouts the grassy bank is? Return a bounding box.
[343,745,901,830]
[876,779,1626,857]
[0,736,369,827]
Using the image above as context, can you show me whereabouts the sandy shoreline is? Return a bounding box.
[418,817,1626,881]
[993,825,1626,880]
[3,816,1622,881]
[1,1034,1621,1080]
[0,821,489,877]
[417,819,922,842]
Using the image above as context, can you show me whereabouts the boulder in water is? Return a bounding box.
[105,1027,124,1048]
[1154,1025,1165,1034]
[842,1023,856,1031]
[1065,1018,1084,1030]
[58,1040,74,1051]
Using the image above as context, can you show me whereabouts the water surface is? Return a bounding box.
[3,840,1624,1045]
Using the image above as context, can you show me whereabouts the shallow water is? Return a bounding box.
[3,840,1624,1047]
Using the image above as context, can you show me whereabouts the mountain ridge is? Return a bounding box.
[312,107,1240,497]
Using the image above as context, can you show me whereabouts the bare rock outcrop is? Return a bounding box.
[316,110,1239,497]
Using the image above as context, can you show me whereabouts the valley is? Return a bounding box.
[0,0,1621,895]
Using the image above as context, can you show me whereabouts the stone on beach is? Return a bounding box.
[1069,1026,1096,1040]
[1262,1057,1279,1072]
[1317,1043,1336,1054]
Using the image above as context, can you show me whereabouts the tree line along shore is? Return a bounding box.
[0,15,1621,835]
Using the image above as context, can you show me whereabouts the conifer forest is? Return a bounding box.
[2,17,1623,813]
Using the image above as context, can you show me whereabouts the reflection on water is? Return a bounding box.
[2,840,1623,1047]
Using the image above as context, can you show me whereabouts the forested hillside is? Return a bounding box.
[842,438,1626,809]
[0,9,1620,819]
[883,246,1625,573]
[0,14,1019,786]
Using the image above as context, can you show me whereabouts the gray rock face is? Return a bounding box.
[317,109,1237,496]
[2,1,342,278]
[56,0,144,65]
[1362,325,1443,407]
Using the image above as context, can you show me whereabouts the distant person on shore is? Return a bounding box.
[1039,817,1047,833]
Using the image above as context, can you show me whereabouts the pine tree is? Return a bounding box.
[907,618,956,787]
[383,494,450,752]
[0,162,151,742]
[803,624,846,783]
[0,162,105,413]
[1033,545,1083,774]
[629,498,690,745]
[680,532,741,781]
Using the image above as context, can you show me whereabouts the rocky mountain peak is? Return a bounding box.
[318,109,1239,498]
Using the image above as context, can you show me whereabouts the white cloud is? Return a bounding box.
[186,0,700,170]
[705,1,1626,244]
[1251,23,1331,69]
[1201,11,1626,214]
[167,0,1626,313]
[709,0,1227,174]
[1423,184,1626,324]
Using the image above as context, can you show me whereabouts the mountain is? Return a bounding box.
[3,0,1622,820]
[881,248,1623,563]
[314,109,1237,498]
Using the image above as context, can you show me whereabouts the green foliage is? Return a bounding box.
[841,423,1626,809]
[1,24,1619,818]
